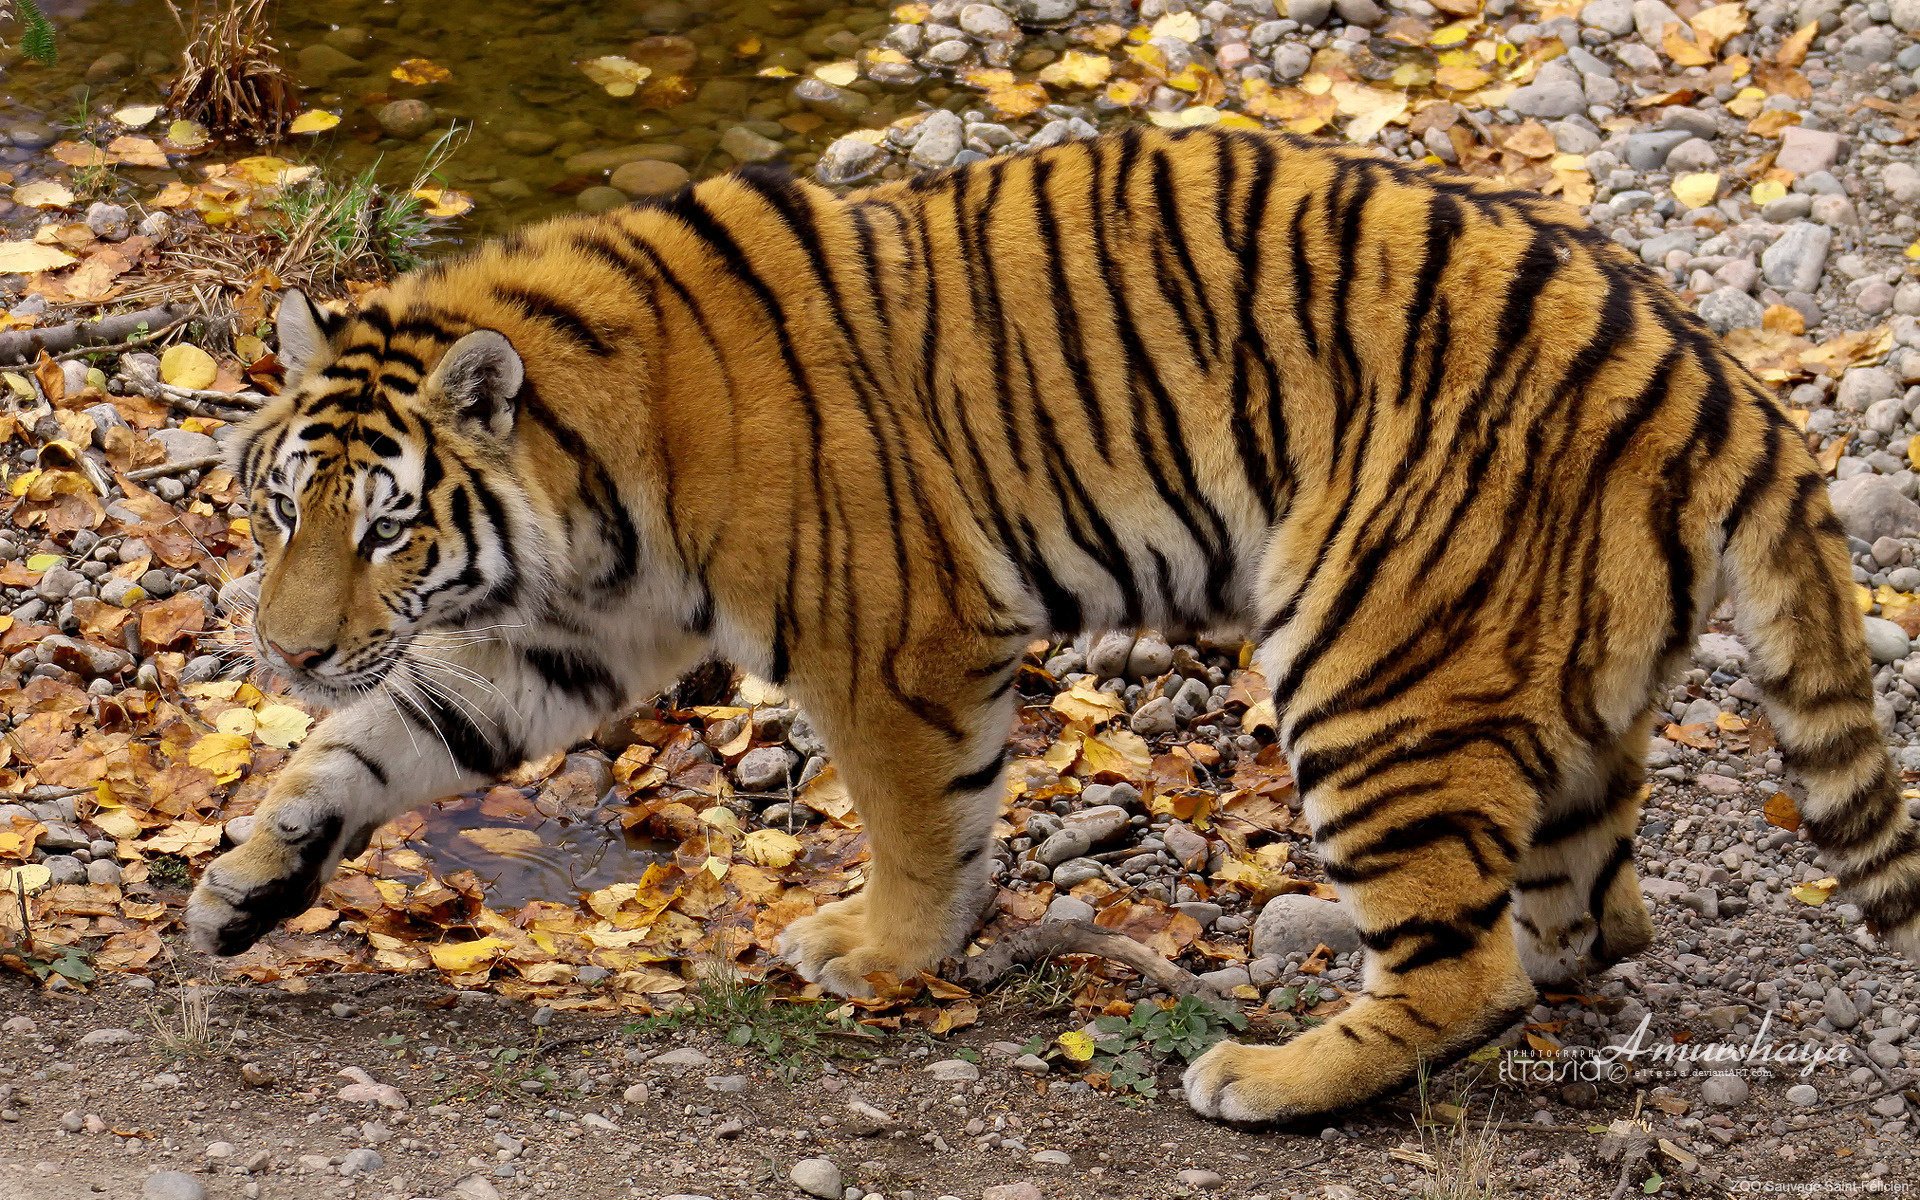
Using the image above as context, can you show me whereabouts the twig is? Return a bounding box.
[52,317,188,362]
[951,918,1202,997]
[0,304,189,364]
[129,380,266,413]
[128,454,224,481]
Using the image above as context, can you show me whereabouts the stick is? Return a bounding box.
[0,304,188,364]
[951,918,1203,997]
[52,317,188,362]
[129,381,267,413]
[127,454,224,481]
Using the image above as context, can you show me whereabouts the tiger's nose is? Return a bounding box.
[265,638,331,670]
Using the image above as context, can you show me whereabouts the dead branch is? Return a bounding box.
[0,304,188,364]
[128,379,267,415]
[952,919,1203,997]
[53,317,189,362]
[128,454,225,481]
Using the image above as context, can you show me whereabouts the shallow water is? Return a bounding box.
[405,788,675,911]
[4,0,977,235]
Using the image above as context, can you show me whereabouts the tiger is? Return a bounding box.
[185,124,1920,1124]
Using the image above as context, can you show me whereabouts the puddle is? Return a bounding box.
[7,0,971,234]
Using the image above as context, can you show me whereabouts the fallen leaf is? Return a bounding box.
[1056,1029,1096,1062]
[1037,50,1112,89]
[579,55,652,96]
[289,110,342,134]
[1790,877,1837,906]
[391,58,452,86]
[1775,20,1817,67]
[815,60,860,87]
[1763,791,1802,832]
[1661,24,1715,67]
[113,104,162,127]
[0,864,52,892]
[160,343,218,389]
[1672,172,1719,209]
[429,935,511,973]
[411,187,473,218]
[187,732,252,783]
[13,181,74,208]
[741,827,802,868]
[255,704,312,749]
[164,120,209,149]
[460,827,543,854]
[0,241,78,273]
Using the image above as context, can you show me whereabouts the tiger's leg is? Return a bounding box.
[777,656,1018,997]
[187,638,696,955]
[1513,715,1656,985]
[1185,738,1539,1122]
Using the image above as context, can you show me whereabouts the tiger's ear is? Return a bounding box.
[275,289,338,385]
[428,329,523,439]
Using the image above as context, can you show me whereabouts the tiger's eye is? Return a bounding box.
[272,495,297,526]
[371,517,405,543]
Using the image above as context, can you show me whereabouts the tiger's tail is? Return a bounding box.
[1722,458,1920,959]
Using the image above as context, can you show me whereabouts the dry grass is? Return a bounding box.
[1413,1068,1509,1200]
[164,0,295,142]
[147,981,225,1061]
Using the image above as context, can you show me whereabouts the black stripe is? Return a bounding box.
[949,748,1011,795]
[492,284,614,357]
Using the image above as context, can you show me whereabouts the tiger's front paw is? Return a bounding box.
[1183,1041,1307,1125]
[186,800,366,956]
[777,897,943,997]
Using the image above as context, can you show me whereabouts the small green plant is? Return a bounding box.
[4,0,58,66]
[22,941,94,984]
[269,128,463,281]
[1041,995,1247,1101]
[988,960,1087,1014]
[146,854,192,890]
[626,974,880,1079]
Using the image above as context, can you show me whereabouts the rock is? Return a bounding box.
[141,1173,206,1200]
[576,185,629,214]
[80,1027,140,1046]
[925,1058,980,1082]
[1286,0,1333,26]
[1760,222,1831,293]
[1862,617,1910,665]
[1014,1053,1050,1074]
[1786,1083,1820,1106]
[1163,822,1210,870]
[1692,632,1745,672]
[1630,0,1682,47]
[84,202,130,241]
[1509,79,1586,120]
[1270,42,1313,79]
[816,135,884,185]
[152,428,220,464]
[1086,631,1135,677]
[1062,804,1130,843]
[1252,893,1360,958]
[983,1185,1045,1200]
[1664,137,1717,171]
[789,1157,843,1199]
[1836,367,1899,413]
[295,43,362,83]
[960,2,1014,36]
[1035,827,1092,866]
[1822,986,1860,1030]
[377,99,436,140]
[1178,1170,1227,1190]
[1582,0,1634,33]
[650,1046,711,1071]
[1623,129,1692,172]
[720,126,784,164]
[1045,894,1096,922]
[622,1081,650,1104]
[1895,0,1920,32]
[1699,1074,1748,1108]
[1051,858,1102,887]
[910,109,965,169]
[735,746,795,791]
[1005,0,1076,23]
[610,159,690,198]
[1696,287,1764,333]
[1775,127,1843,176]
[1125,634,1174,679]
[1130,696,1177,737]
[452,1177,503,1200]
[1829,474,1920,542]
[845,1098,896,1135]
[44,855,86,886]
[41,635,130,679]
[1332,0,1384,24]
[339,1148,384,1176]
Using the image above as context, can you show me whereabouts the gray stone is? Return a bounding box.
[339,1148,384,1177]
[1125,634,1174,679]
[1035,827,1092,866]
[1163,822,1209,870]
[1895,0,1920,32]
[1836,367,1899,413]
[960,3,1013,36]
[1251,893,1361,958]
[909,109,964,169]
[1286,0,1333,26]
[1775,127,1844,176]
[1131,696,1177,737]
[845,1098,896,1135]
[1786,1083,1820,1106]
[1581,0,1634,33]
[84,202,130,241]
[734,746,795,791]
[79,1027,140,1046]
[816,136,883,185]
[1624,129,1692,171]
[1509,79,1586,120]
[141,1173,206,1200]
[1699,1074,1749,1108]
[1761,222,1831,293]
[1045,894,1096,922]
[1063,804,1131,843]
[1005,0,1076,23]
[925,1058,980,1082]
[719,126,784,164]
[1630,0,1683,47]
[1177,1170,1227,1190]
[44,855,86,886]
[85,858,121,886]
[376,100,436,140]
[1692,633,1746,672]
[649,1047,711,1071]
[610,159,690,198]
[1332,0,1384,24]
[1822,986,1860,1030]
[295,43,362,83]
[1050,858,1103,888]
[1270,42,1313,79]
[1862,617,1910,665]
[1664,137,1717,171]
[1696,287,1764,333]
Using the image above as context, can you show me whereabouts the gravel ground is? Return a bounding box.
[5,0,1920,1196]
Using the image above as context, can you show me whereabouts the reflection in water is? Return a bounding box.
[406,789,674,911]
[11,0,939,234]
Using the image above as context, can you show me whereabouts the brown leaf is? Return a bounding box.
[1764,791,1802,832]
[138,593,206,653]
[1775,20,1817,67]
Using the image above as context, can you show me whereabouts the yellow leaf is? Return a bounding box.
[758,65,797,77]
[112,104,162,127]
[187,731,252,783]
[289,110,341,134]
[460,827,544,854]
[13,181,74,209]
[0,864,53,893]
[430,936,510,973]
[165,119,209,149]
[1763,792,1802,832]
[1751,178,1788,205]
[1429,20,1477,46]
[412,187,473,218]
[391,57,452,86]
[1907,241,1920,261]
[579,55,652,96]
[215,708,258,738]
[24,552,62,573]
[1149,11,1201,41]
[1775,20,1817,67]
[1150,106,1222,129]
[1726,86,1767,118]
[1051,680,1128,725]
[1672,171,1719,209]
[741,828,802,868]
[255,704,312,749]
[1056,1030,1096,1062]
[894,2,930,21]
[1661,23,1715,66]
[815,60,860,87]
[160,343,218,389]
[1037,50,1112,89]
[0,241,78,273]
[1434,64,1491,91]
[1688,2,1747,52]
[1791,877,1838,906]
[142,821,222,856]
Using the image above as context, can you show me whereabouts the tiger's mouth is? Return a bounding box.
[252,634,405,709]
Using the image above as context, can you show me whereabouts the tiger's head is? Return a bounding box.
[232,289,538,706]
